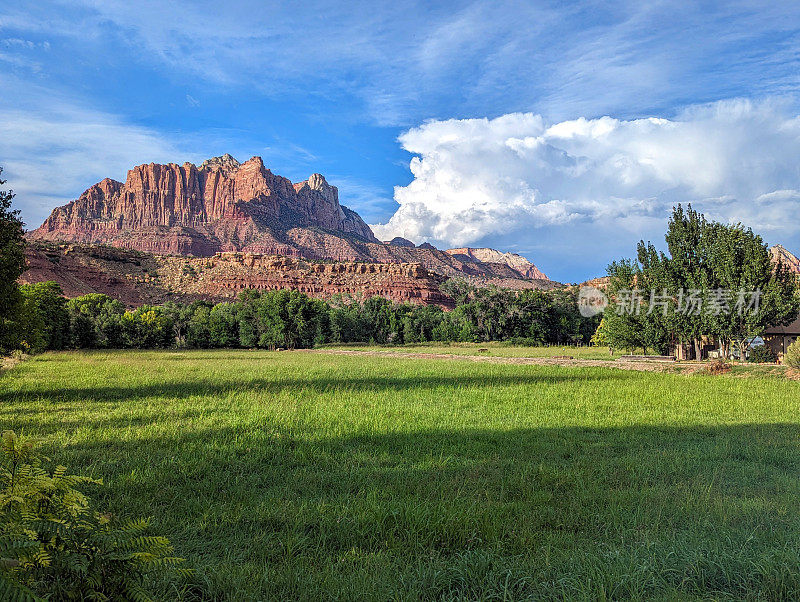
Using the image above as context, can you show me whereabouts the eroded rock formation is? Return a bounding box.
[25,156,556,300]
[29,156,377,255]
[21,243,453,308]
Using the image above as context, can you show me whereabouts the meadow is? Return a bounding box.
[2,348,800,599]
[321,342,618,360]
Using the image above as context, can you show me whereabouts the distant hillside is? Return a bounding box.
[445,247,548,280]
[21,242,454,309]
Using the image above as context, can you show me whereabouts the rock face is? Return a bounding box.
[29,156,378,255]
[445,247,548,280]
[26,156,557,299]
[770,244,800,275]
[387,237,416,248]
[21,243,453,309]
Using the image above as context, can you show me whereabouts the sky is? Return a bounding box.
[2,1,800,282]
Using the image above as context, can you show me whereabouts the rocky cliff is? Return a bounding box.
[770,244,800,275]
[29,155,377,255]
[21,243,453,308]
[27,155,556,294]
[444,247,548,280]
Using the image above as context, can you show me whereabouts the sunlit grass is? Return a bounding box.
[3,349,800,599]
[322,341,617,360]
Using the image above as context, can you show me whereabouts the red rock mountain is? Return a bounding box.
[445,248,548,280]
[30,155,377,255]
[770,244,800,275]
[27,156,555,297]
[21,243,454,309]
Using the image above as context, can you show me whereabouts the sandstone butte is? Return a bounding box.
[25,155,555,307]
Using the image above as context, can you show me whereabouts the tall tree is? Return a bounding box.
[703,222,798,357]
[664,205,708,359]
[0,167,26,351]
[604,259,646,353]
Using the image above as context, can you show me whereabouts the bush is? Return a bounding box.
[747,345,777,364]
[784,339,800,368]
[0,431,189,600]
[704,358,731,375]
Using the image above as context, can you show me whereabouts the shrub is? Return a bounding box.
[0,431,189,600]
[747,345,777,364]
[704,358,731,375]
[785,339,800,368]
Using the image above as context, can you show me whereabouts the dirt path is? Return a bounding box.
[308,348,686,374]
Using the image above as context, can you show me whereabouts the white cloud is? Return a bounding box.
[6,1,800,126]
[0,73,192,228]
[372,100,800,252]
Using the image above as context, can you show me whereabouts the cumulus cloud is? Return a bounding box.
[372,100,800,255]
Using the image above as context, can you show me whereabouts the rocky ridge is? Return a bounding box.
[445,247,548,280]
[21,243,453,308]
[770,244,800,275]
[24,155,556,301]
[29,155,377,255]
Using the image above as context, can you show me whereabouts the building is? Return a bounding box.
[764,314,800,356]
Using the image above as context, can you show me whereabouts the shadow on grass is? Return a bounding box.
[1,371,626,405]
[45,421,800,599]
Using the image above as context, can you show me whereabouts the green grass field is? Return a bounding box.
[322,342,618,360]
[3,349,800,600]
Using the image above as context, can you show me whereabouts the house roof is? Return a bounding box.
[765,313,800,335]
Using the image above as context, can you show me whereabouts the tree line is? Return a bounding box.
[6,281,598,353]
[601,205,800,358]
[0,166,604,353]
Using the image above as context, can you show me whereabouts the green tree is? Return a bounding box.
[66,294,125,348]
[209,302,240,347]
[604,259,646,353]
[664,205,709,358]
[121,306,174,348]
[0,168,25,352]
[185,301,214,348]
[703,222,799,358]
[19,282,70,352]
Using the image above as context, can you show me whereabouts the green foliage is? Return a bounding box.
[747,345,776,364]
[604,259,646,352]
[605,204,800,357]
[19,283,70,353]
[590,318,608,347]
[13,280,603,352]
[0,168,26,353]
[121,306,174,349]
[66,294,125,348]
[784,339,800,368]
[0,431,188,600]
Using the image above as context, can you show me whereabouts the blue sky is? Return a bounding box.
[2,1,800,281]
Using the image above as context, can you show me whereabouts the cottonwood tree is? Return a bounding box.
[703,222,798,357]
[604,258,646,353]
[664,205,708,359]
[606,204,799,359]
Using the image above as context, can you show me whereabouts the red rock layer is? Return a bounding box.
[171,252,454,308]
[29,156,377,255]
[20,243,454,309]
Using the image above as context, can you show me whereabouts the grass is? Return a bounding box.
[3,349,800,599]
[321,342,618,360]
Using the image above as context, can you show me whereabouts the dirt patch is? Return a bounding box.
[308,349,689,374]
